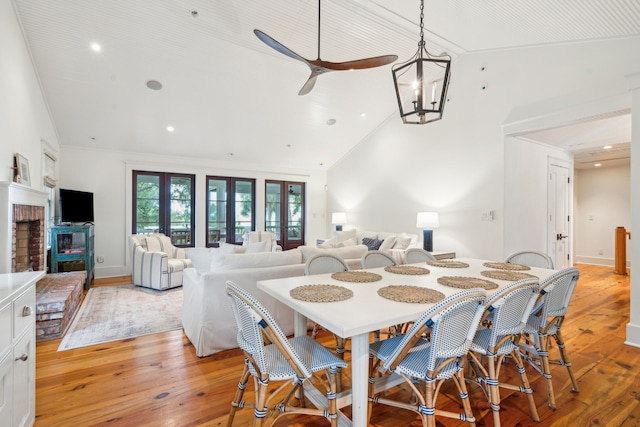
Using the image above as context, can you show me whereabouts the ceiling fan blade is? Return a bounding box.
[254,29,310,65]
[317,54,398,71]
[298,73,320,96]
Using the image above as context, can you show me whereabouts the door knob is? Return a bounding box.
[22,306,33,316]
[15,354,28,362]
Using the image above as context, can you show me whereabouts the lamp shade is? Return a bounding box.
[416,212,439,229]
[331,212,347,225]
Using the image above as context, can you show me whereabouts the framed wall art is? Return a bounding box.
[14,153,31,186]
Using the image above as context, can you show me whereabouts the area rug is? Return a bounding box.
[58,284,182,351]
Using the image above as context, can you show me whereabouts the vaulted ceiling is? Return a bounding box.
[13,0,640,170]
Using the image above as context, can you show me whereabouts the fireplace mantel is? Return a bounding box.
[0,182,49,273]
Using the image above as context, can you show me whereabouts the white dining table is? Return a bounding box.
[257,258,557,427]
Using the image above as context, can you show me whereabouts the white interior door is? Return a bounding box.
[548,159,572,268]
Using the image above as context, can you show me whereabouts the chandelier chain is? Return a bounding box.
[419,0,425,47]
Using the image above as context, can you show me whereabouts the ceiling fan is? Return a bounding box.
[254,0,398,95]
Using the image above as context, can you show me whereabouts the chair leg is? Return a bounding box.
[227,365,250,427]
[537,335,556,409]
[328,366,339,427]
[511,349,540,422]
[486,353,502,427]
[554,329,580,393]
[423,378,436,427]
[335,336,346,392]
[253,377,269,427]
[452,369,477,427]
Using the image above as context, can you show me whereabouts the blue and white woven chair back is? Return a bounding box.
[404,248,436,264]
[538,267,580,321]
[505,250,554,269]
[361,251,397,269]
[225,281,313,378]
[305,253,349,275]
[485,278,539,344]
[383,289,487,372]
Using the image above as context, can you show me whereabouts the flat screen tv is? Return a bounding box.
[59,188,94,224]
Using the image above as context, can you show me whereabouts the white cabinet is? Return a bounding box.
[0,271,44,427]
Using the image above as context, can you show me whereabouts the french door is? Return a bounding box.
[132,171,195,247]
[266,181,305,250]
[206,176,255,246]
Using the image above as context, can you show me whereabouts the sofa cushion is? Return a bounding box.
[356,230,378,245]
[144,234,174,254]
[210,249,302,272]
[184,247,218,273]
[362,237,383,251]
[299,244,368,262]
[337,237,357,247]
[318,236,337,248]
[220,242,245,254]
[244,240,269,253]
[335,229,357,243]
[393,233,413,250]
[379,236,397,251]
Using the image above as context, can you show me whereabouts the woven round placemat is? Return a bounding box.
[378,286,445,304]
[482,262,531,271]
[427,260,470,268]
[384,265,430,275]
[480,270,537,281]
[331,271,383,283]
[437,276,499,290]
[290,284,353,303]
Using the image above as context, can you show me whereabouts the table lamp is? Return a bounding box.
[417,212,439,252]
[331,212,347,231]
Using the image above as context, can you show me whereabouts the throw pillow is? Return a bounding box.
[244,240,269,253]
[362,237,383,251]
[335,229,357,243]
[318,236,337,248]
[378,236,397,251]
[337,237,357,247]
[393,233,412,250]
[219,242,245,254]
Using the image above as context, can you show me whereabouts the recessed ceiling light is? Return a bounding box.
[286,144,292,148]
[166,126,175,132]
[326,118,336,126]
[88,136,96,141]
[594,163,602,167]
[360,112,366,118]
[146,80,163,90]
[603,145,612,149]
[90,42,102,52]
[228,152,234,156]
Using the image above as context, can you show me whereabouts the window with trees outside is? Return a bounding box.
[206,176,255,247]
[133,171,195,247]
[266,181,305,250]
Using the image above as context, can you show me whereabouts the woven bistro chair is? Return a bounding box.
[304,253,351,391]
[225,281,347,427]
[504,250,554,269]
[368,289,487,427]
[361,250,397,269]
[466,278,541,427]
[305,253,350,275]
[404,247,437,264]
[519,266,580,409]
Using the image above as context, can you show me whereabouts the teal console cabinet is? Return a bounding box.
[50,225,94,289]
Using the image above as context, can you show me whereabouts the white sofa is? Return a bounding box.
[182,245,366,357]
[319,229,420,264]
[129,233,193,290]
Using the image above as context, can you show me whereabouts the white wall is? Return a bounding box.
[59,146,328,278]
[504,137,572,257]
[574,164,631,266]
[328,37,640,261]
[0,0,59,186]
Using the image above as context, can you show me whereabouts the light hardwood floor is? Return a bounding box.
[35,264,640,426]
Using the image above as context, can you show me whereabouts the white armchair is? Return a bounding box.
[129,233,193,290]
[242,231,282,252]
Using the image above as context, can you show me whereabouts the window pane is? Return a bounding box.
[265,182,281,236]
[287,184,302,240]
[136,174,160,234]
[170,177,192,244]
[235,181,253,242]
[208,179,228,244]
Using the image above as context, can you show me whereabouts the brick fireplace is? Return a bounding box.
[0,182,49,273]
[12,204,45,272]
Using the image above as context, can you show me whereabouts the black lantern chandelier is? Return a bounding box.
[392,0,451,124]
